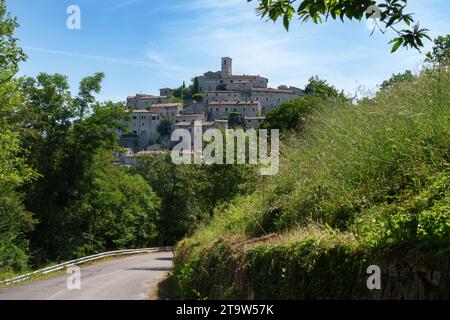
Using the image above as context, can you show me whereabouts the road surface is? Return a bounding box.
[0,251,173,300]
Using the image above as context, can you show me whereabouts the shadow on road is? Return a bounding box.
[155,257,173,261]
[127,267,172,272]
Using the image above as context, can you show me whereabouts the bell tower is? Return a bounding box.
[221,57,232,78]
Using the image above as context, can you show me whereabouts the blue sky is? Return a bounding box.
[7,0,450,102]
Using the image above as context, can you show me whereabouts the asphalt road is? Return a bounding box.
[0,251,173,300]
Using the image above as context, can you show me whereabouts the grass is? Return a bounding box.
[169,68,450,299]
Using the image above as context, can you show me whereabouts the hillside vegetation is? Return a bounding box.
[170,68,450,299]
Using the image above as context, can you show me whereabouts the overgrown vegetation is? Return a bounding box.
[170,65,450,299]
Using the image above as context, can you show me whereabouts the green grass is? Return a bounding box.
[169,68,450,299]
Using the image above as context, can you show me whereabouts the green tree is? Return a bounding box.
[135,154,208,244]
[304,76,346,101]
[157,116,174,137]
[425,35,450,67]
[247,0,430,52]
[380,70,415,90]
[0,0,36,274]
[19,72,130,262]
[228,112,242,128]
[63,152,160,258]
[260,96,319,132]
[193,77,200,94]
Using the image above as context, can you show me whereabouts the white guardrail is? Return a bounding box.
[0,246,174,286]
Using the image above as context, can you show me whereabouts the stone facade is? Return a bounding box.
[120,57,304,153]
[244,116,265,129]
[126,94,170,110]
[150,103,183,117]
[159,88,174,97]
[208,100,261,119]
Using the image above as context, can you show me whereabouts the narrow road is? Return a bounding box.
[0,251,173,300]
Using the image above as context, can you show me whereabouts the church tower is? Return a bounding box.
[221,57,232,78]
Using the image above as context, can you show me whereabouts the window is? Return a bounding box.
[152,116,156,120]
[141,131,146,137]
[216,108,219,111]
[133,130,137,135]
[142,123,145,126]
[225,108,228,111]
[266,97,269,101]
[132,116,137,119]
[141,116,146,119]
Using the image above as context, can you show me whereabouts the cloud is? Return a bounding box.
[23,46,200,78]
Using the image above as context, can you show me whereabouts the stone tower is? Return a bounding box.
[221,57,232,78]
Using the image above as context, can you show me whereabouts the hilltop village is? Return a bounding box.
[118,57,304,163]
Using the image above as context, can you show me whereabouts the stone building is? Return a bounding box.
[126,94,170,110]
[121,109,162,150]
[174,113,205,123]
[197,57,268,92]
[159,88,174,97]
[208,100,261,119]
[244,116,266,129]
[250,87,298,114]
[150,103,183,117]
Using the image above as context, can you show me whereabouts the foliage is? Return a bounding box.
[380,70,415,90]
[260,96,320,133]
[170,67,450,299]
[135,153,257,245]
[193,77,200,95]
[0,0,35,274]
[63,152,160,258]
[192,93,204,103]
[157,116,174,137]
[247,0,431,53]
[304,76,347,101]
[425,35,450,67]
[228,112,242,128]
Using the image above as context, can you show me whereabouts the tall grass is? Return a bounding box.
[183,67,449,250]
[170,68,449,299]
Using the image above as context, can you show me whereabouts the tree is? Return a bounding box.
[260,96,319,132]
[228,112,242,128]
[0,0,36,274]
[63,152,160,258]
[19,72,130,262]
[304,76,347,101]
[135,154,208,244]
[425,35,450,67]
[192,93,204,102]
[193,77,200,95]
[380,70,415,90]
[157,116,174,137]
[247,0,430,53]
